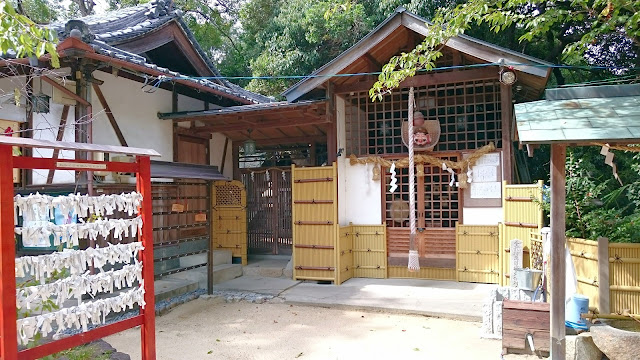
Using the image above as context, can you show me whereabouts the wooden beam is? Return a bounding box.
[46,105,70,184]
[189,118,330,134]
[334,67,498,94]
[501,83,513,183]
[42,76,91,107]
[251,135,325,147]
[550,144,566,360]
[362,53,381,71]
[598,237,610,314]
[92,83,128,147]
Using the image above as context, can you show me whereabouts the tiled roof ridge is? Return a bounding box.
[48,1,271,103]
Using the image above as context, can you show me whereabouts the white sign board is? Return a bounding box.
[472,166,497,182]
[470,182,502,199]
[474,153,500,167]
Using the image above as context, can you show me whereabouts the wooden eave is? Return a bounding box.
[165,100,329,145]
[283,9,552,102]
[113,20,217,80]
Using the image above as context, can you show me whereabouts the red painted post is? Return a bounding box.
[0,144,17,359]
[137,155,156,360]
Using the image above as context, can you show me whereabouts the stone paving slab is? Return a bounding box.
[214,276,497,322]
[212,275,300,296]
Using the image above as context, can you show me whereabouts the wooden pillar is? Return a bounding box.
[326,82,337,164]
[598,236,610,314]
[500,83,513,184]
[550,144,566,360]
[232,142,240,181]
[136,155,157,360]
[271,169,280,255]
[0,145,17,359]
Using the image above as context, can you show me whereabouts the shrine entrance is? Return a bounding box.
[241,168,292,255]
[384,155,461,267]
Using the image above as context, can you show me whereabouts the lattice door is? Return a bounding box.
[241,169,292,255]
[212,180,247,265]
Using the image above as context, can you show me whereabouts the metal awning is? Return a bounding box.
[515,84,640,145]
[151,161,227,180]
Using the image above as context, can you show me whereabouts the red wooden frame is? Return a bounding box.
[0,142,157,360]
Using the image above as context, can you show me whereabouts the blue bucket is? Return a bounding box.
[565,294,589,329]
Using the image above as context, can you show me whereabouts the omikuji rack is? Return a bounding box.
[0,137,159,360]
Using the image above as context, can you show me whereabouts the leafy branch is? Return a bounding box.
[370,0,640,101]
[0,1,59,67]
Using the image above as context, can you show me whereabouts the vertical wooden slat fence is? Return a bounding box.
[553,236,640,314]
[337,227,353,284]
[341,224,387,279]
[500,181,544,285]
[456,224,500,284]
[608,242,640,314]
[212,180,247,265]
[291,163,339,282]
[566,238,600,307]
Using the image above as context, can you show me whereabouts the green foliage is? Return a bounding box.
[537,148,640,243]
[0,1,59,67]
[370,0,640,100]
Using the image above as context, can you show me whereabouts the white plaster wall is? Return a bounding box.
[462,207,503,225]
[91,74,176,161]
[336,95,381,226]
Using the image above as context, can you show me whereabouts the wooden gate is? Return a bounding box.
[242,168,292,255]
[292,163,339,282]
[500,181,544,285]
[212,180,247,265]
[456,224,500,283]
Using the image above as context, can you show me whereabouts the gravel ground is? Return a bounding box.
[105,297,539,360]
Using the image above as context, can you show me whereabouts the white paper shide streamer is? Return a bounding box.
[14,192,148,346]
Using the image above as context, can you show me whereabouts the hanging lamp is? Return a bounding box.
[243,129,256,155]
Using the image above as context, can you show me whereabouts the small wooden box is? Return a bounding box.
[502,300,550,355]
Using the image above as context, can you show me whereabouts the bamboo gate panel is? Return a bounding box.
[343,224,387,279]
[212,180,247,265]
[456,224,500,284]
[387,228,456,280]
[560,237,640,314]
[608,242,640,314]
[291,164,339,282]
[566,238,600,308]
[337,227,353,284]
[500,181,544,286]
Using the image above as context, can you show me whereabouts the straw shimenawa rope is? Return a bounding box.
[348,142,495,170]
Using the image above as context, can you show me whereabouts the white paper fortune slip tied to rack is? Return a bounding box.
[13,192,143,221]
[16,285,146,345]
[15,216,143,248]
[16,261,144,310]
[14,242,144,280]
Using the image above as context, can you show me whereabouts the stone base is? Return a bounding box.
[481,286,544,339]
[566,333,603,360]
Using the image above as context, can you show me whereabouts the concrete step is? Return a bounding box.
[166,263,243,290]
[154,278,199,303]
[212,249,232,266]
[243,256,291,278]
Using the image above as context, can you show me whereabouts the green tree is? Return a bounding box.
[370,0,639,99]
[0,1,59,67]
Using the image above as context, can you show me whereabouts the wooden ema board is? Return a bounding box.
[212,180,247,265]
[500,181,544,286]
[291,163,338,282]
[502,300,550,355]
[456,224,500,284]
[338,224,387,281]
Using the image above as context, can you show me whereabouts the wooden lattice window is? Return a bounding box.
[344,79,502,156]
[215,183,242,206]
[421,155,460,228]
[384,156,460,229]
